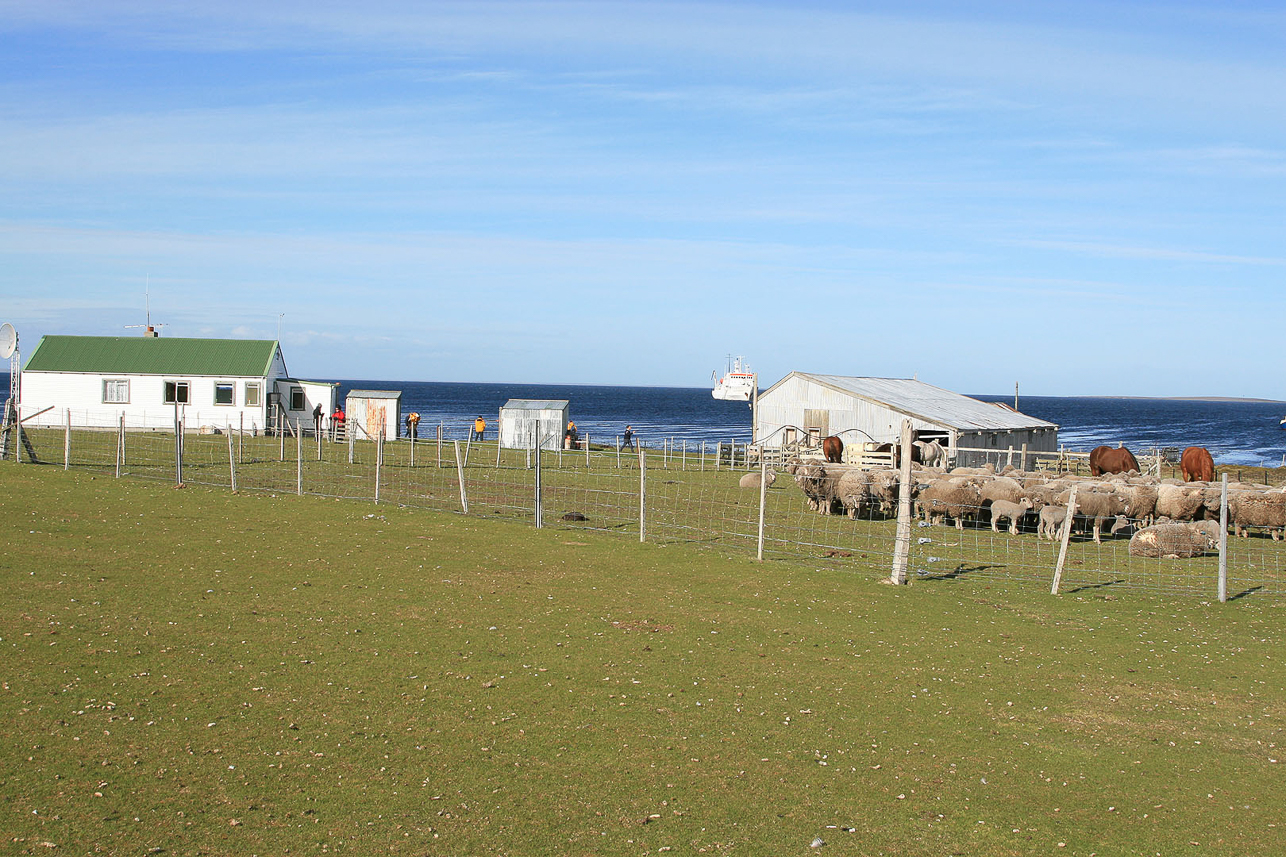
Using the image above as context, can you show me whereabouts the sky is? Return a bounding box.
[1,1,1284,397]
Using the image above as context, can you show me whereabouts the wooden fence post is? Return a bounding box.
[1218,474,1229,603]
[638,445,647,543]
[534,437,543,528]
[701,440,706,471]
[116,413,124,478]
[227,424,237,491]
[1051,487,1078,595]
[375,430,384,504]
[173,407,183,486]
[756,454,768,562]
[715,441,722,471]
[64,408,71,470]
[889,420,914,585]
[454,440,468,513]
[437,423,443,468]
[586,433,590,468]
[296,420,303,496]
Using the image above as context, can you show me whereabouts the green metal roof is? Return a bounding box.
[25,336,279,378]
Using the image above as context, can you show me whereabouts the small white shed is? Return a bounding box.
[346,390,402,442]
[499,399,569,450]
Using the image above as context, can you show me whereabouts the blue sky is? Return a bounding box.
[2,1,1283,396]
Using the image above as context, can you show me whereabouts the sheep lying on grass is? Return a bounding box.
[738,469,777,490]
[1128,521,1221,558]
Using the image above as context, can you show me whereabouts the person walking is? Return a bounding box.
[621,425,635,451]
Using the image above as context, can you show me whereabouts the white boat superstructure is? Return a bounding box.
[712,356,756,401]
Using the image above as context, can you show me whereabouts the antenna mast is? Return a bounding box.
[124,280,165,336]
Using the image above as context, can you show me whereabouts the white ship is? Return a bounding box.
[712,356,756,401]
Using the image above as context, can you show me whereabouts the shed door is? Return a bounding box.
[366,404,387,439]
[803,409,830,436]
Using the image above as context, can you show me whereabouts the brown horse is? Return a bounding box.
[1181,446,1215,482]
[822,435,843,464]
[1089,445,1140,476]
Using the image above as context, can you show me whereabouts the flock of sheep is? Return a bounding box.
[762,448,1286,559]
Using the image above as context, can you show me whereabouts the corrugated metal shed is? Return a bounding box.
[25,336,279,378]
[499,399,569,451]
[346,389,402,442]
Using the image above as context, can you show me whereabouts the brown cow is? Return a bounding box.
[1181,446,1215,482]
[822,435,843,464]
[1089,445,1140,476]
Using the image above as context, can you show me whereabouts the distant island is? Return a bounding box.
[1095,396,1286,404]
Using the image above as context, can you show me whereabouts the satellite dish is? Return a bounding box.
[0,323,15,359]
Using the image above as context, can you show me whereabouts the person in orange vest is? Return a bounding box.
[406,411,421,439]
[473,415,486,441]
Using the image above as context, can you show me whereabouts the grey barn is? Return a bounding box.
[755,373,1058,467]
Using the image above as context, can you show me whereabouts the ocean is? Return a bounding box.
[333,381,1286,467]
[5,372,1284,465]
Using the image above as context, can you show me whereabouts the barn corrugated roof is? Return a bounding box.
[501,399,569,410]
[24,335,278,377]
[778,373,1058,431]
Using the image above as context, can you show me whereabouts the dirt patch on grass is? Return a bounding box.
[608,618,674,633]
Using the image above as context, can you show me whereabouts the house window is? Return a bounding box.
[164,381,190,405]
[103,379,130,404]
[244,382,261,407]
[290,387,305,411]
[214,383,234,405]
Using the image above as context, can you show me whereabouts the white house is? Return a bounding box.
[755,373,1059,467]
[20,335,336,433]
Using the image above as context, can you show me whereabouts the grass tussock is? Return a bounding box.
[2,464,1285,856]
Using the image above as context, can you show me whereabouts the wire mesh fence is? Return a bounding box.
[5,414,1284,601]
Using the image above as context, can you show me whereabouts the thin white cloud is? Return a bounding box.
[1014,239,1286,267]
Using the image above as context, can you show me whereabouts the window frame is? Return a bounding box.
[290,386,305,411]
[244,382,262,407]
[214,382,235,406]
[102,378,130,404]
[163,380,191,405]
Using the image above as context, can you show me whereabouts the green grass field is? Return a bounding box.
[3,463,1284,856]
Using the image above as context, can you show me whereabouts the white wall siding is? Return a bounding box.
[20,371,271,431]
[500,406,568,450]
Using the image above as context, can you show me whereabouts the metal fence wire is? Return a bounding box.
[5,414,1283,601]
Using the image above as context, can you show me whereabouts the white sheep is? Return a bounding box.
[739,469,777,490]
[989,498,1033,535]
